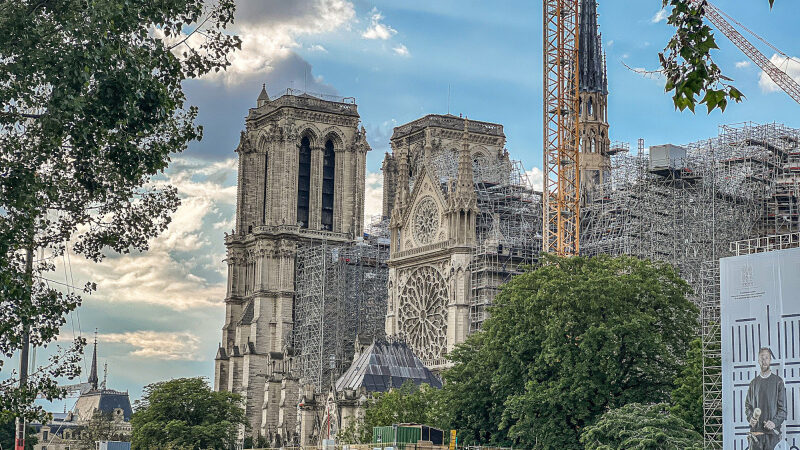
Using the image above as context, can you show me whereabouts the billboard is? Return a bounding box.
[721,247,800,449]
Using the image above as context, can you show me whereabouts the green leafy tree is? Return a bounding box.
[442,255,698,449]
[130,377,246,450]
[337,381,444,444]
[75,411,128,450]
[660,0,776,112]
[670,338,703,433]
[0,420,38,450]
[579,403,703,450]
[0,0,239,424]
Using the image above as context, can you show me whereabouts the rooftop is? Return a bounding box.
[391,114,505,141]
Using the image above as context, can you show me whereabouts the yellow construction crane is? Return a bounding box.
[694,0,800,105]
[543,0,581,256]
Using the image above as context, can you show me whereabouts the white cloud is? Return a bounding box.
[362,8,398,40]
[101,331,203,361]
[525,167,544,192]
[759,54,800,93]
[308,44,328,53]
[393,44,410,57]
[187,0,356,84]
[735,61,751,69]
[363,172,384,228]
[60,157,236,311]
[651,8,668,23]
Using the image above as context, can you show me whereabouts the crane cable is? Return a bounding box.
[710,2,798,76]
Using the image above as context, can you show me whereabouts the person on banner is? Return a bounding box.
[746,347,787,450]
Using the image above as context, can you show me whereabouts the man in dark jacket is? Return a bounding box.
[745,347,787,450]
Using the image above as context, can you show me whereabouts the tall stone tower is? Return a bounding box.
[578,0,611,189]
[383,115,511,371]
[214,86,371,437]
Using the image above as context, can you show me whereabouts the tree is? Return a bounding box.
[337,381,444,444]
[661,0,776,113]
[442,255,698,449]
[579,403,703,450]
[75,411,128,450]
[130,377,246,450]
[0,420,38,450]
[0,0,240,424]
[670,338,704,433]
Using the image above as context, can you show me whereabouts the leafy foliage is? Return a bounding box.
[0,420,38,450]
[0,0,239,423]
[130,377,246,450]
[670,338,704,433]
[579,403,703,450]
[337,381,445,444]
[659,0,776,113]
[441,255,698,449]
[74,411,129,450]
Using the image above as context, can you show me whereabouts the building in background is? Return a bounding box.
[32,339,132,450]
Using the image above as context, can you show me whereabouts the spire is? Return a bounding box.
[579,0,607,95]
[257,83,270,107]
[88,330,99,391]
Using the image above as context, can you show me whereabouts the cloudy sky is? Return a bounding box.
[10,0,800,409]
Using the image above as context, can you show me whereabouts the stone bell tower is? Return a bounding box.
[578,0,611,190]
[214,85,370,438]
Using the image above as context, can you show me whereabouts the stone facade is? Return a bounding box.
[383,115,510,370]
[577,0,611,190]
[214,87,371,438]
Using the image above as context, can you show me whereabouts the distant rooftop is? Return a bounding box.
[335,340,442,393]
[391,114,505,141]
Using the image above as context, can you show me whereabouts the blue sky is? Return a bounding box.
[7,0,799,410]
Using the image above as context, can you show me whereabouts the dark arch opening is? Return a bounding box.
[297,136,312,228]
[268,153,269,224]
[321,139,336,231]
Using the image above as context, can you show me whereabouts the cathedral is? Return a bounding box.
[213,88,371,437]
[214,0,611,443]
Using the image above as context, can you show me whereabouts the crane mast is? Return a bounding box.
[543,0,581,256]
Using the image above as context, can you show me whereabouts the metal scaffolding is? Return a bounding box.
[578,122,800,449]
[293,229,389,392]
[581,122,799,292]
[469,160,543,332]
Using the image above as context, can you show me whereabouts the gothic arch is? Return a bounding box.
[321,126,346,150]
[298,125,321,149]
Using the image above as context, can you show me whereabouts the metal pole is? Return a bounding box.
[15,246,33,450]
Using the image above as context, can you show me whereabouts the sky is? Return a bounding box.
[6,0,800,411]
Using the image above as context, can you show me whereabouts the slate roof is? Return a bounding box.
[73,389,133,421]
[335,340,442,393]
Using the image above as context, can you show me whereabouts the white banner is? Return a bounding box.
[721,247,800,450]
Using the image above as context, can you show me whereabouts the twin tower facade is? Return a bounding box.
[215,0,610,440]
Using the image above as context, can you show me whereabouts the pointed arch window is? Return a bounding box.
[588,97,594,118]
[268,152,269,225]
[321,139,335,231]
[297,137,312,228]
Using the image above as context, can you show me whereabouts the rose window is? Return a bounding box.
[398,266,448,361]
[413,197,440,246]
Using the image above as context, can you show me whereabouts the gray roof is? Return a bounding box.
[579,0,608,95]
[335,340,442,393]
[73,389,133,421]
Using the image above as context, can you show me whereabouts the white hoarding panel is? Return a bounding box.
[721,247,800,449]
